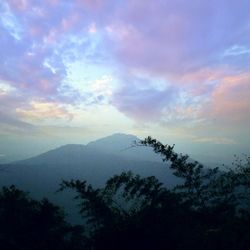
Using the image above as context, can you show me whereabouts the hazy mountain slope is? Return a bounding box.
[0,133,178,223]
[87,133,162,162]
[87,133,138,151]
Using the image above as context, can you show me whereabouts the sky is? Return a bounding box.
[0,0,250,163]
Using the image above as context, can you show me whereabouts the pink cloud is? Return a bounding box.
[46,0,59,6]
[61,13,80,31]
[101,0,250,128]
[16,101,74,122]
[77,0,104,10]
[200,73,250,126]
[7,0,29,12]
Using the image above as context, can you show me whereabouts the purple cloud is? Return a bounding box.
[0,110,34,130]
[111,75,180,121]
[0,0,102,103]
[0,90,36,133]
[1,0,250,131]
[101,0,250,125]
[105,0,250,75]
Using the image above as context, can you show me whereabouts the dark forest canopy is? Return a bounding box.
[1,137,250,250]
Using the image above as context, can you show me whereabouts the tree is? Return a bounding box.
[60,137,250,250]
[0,185,86,250]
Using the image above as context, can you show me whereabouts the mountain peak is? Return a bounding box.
[87,133,139,151]
[90,133,139,141]
[85,133,161,162]
[56,144,85,151]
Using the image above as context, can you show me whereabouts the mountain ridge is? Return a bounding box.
[0,133,178,223]
[12,133,161,165]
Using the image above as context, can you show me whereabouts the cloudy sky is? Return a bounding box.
[0,0,250,162]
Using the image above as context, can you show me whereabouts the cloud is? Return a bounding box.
[102,0,250,128]
[111,75,180,121]
[105,0,250,77]
[0,0,250,140]
[0,87,37,133]
[192,136,236,145]
[0,110,34,130]
[201,73,250,127]
[16,101,74,123]
[0,0,101,103]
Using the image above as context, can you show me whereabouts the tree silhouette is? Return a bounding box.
[0,185,86,250]
[60,137,250,250]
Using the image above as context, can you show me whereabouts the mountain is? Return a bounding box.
[87,133,139,151]
[0,133,178,223]
[87,133,162,162]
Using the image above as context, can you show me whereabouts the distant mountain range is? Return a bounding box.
[0,133,178,223]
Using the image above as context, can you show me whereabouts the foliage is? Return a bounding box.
[60,137,250,249]
[0,185,85,250]
[139,137,250,210]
